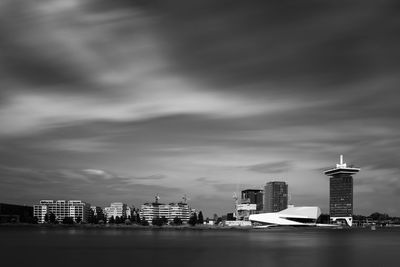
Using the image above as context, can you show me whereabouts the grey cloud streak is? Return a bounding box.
[247,161,293,174]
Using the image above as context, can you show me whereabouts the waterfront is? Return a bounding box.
[1,227,399,267]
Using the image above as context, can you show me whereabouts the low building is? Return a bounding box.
[33,200,90,223]
[104,202,128,220]
[249,206,321,227]
[139,197,191,224]
[236,203,257,221]
[0,203,33,223]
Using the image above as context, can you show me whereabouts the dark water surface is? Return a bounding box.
[1,226,399,267]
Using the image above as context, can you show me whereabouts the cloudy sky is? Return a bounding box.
[1,0,399,217]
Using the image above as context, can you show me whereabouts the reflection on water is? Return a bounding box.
[0,227,398,267]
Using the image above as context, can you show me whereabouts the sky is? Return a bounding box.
[1,0,399,217]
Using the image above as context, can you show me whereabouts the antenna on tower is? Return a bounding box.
[232,192,239,220]
[336,154,347,168]
[182,194,190,204]
[155,194,160,204]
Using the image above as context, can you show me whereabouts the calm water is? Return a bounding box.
[1,226,399,267]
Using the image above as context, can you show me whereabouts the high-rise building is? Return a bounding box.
[241,189,263,211]
[324,155,360,226]
[263,181,288,212]
[33,200,90,223]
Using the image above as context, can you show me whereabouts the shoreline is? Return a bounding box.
[1,223,399,232]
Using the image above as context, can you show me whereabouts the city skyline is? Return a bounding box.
[1,1,400,217]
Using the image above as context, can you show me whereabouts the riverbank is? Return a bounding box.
[1,223,399,232]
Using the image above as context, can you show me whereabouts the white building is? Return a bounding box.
[249,206,321,227]
[104,202,128,220]
[33,200,90,223]
[139,202,191,224]
[236,203,257,221]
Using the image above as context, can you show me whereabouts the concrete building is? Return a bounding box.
[236,203,257,221]
[241,189,263,211]
[104,202,128,220]
[324,155,360,226]
[33,200,90,223]
[139,196,191,224]
[263,181,288,212]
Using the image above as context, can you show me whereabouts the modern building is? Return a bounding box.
[33,200,90,223]
[0,203,33,223]
[104,202,128,220]
[236,203,257,221]
[249,206,321,227]
[139,196,191,224]
[324,155,360,226]
[90,206,103,216]
[241,189,263,211]
[263,181,288,212]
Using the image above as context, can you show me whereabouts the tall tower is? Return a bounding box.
[263,181,288,212]
[324,155,360,226]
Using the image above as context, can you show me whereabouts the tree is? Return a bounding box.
[198,211,204,224]
[109,216,115,224]
[152,217,167,226]
[115,216,121,224]
[173,216,183,225]
[44,213,49,223]
[136,213,141,224]
[141,217,149,226]
[49,212,56,224]
[87,209,95,224]
[161,216,168,225]
[62,217,74,224]
[32,216,39,224]
[75,216,82,224]
[188,212,198,226]
[370,212,389,221]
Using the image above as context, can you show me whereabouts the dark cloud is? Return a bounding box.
[247,161,293,174]
[136,0,400,93]
[213,183,240,193]
[195,177,218,184]
[132,174,167,180]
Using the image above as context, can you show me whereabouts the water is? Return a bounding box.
[1,226,399,267]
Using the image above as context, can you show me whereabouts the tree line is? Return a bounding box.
[34,210,206,226]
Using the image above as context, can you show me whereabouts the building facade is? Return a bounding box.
[139,202,191,224]
[324,155,360,226]
[33,200,90,223]
[249,206,321,227]
[104,202,128,220]
[263,181,288,212]
[241,189,263,211]
[236,203,257,221]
